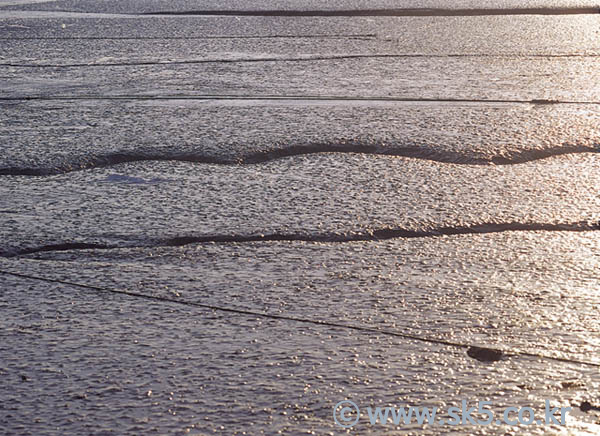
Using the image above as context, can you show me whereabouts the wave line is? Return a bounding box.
[2,95,598,106]
[2,52,599,68]
[2,221,598,257]
[143,7,600,17]
[0,144,598,176]
[0,34,377,41]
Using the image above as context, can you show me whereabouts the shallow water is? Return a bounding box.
[1,1,600,435]
[2,232,600,435]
